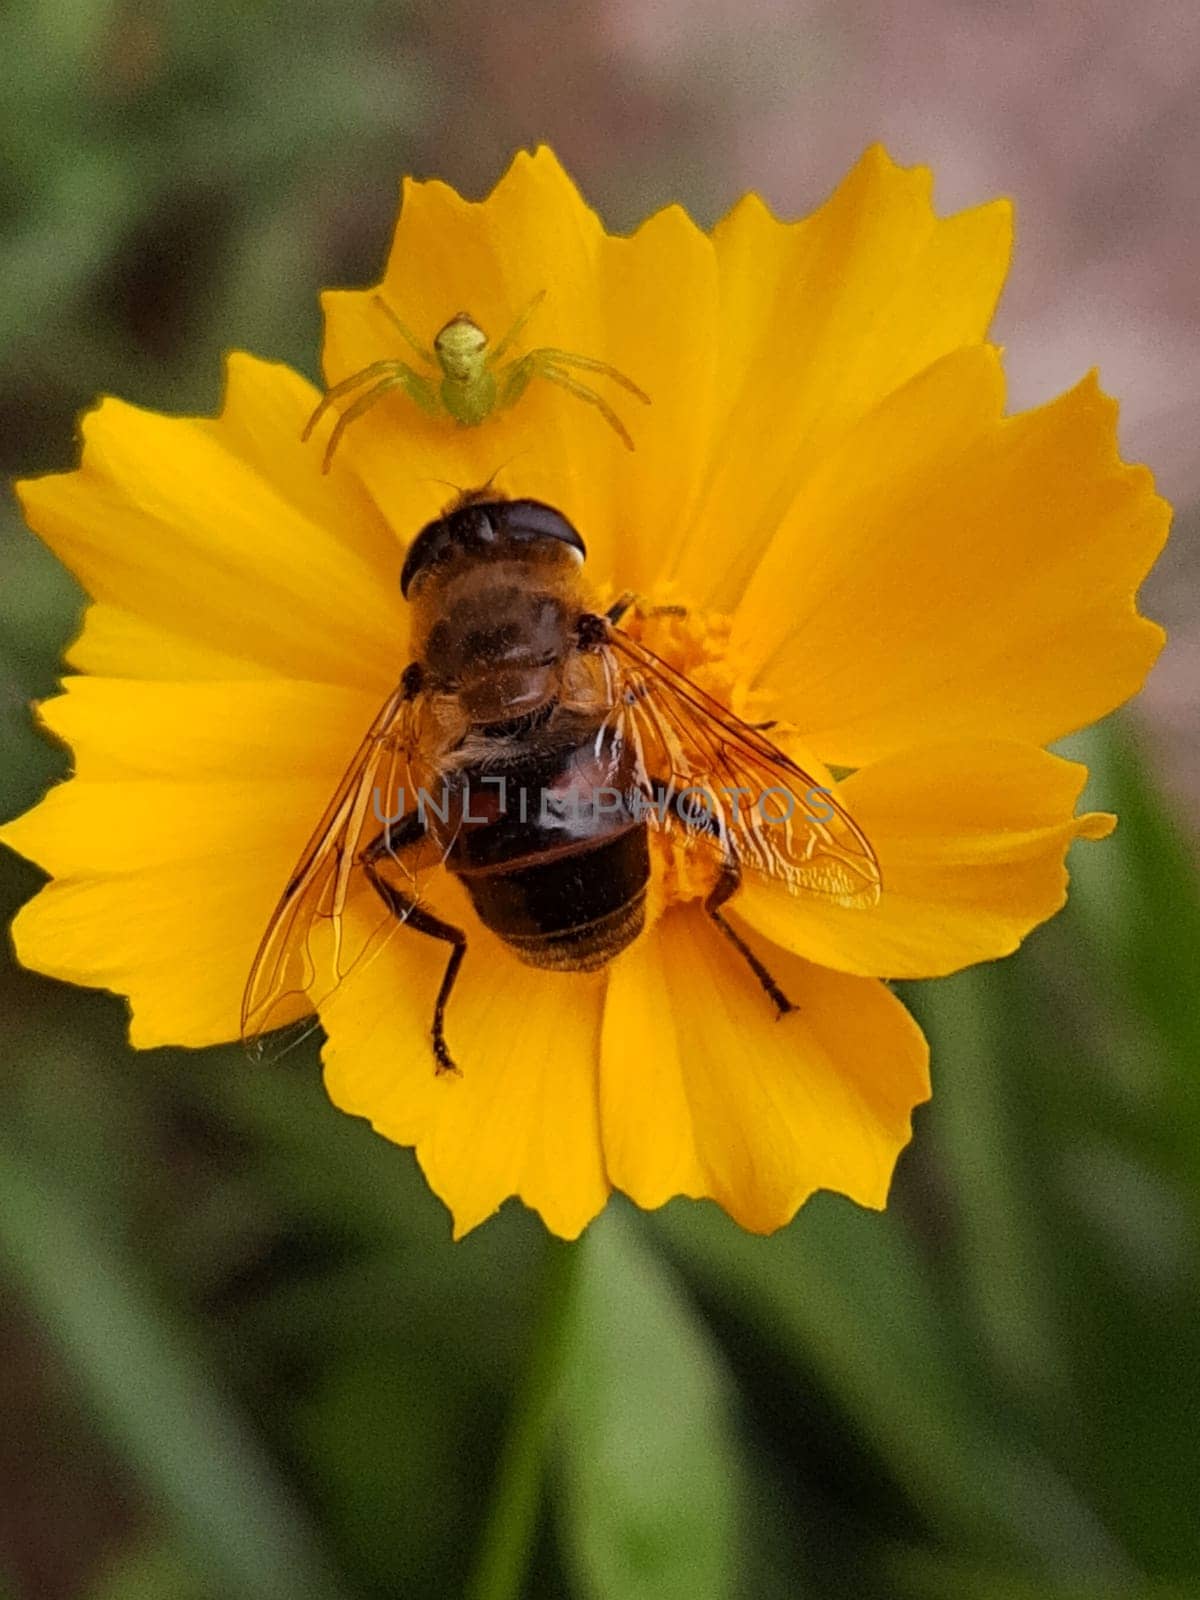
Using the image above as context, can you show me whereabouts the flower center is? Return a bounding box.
[618,597,769,910]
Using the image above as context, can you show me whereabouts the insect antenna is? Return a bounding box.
[418,450,531,508]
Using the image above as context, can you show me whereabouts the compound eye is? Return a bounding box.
[400,519,452,598]
[502,499,587,561]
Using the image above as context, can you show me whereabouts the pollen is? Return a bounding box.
[621,599,771,912]
[619,597,767,710]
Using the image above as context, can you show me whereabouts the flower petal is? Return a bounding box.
[601,907,929,1231]
[6,856,308,1049]
[14,675,382,780]
[732,346,1168,764]
[668,145,1012,603]
[734,740,1113,979]
[321,877,609,1240]
[0,679,383,1046]
[1,776,330,877]
[18,355,406,690]
[319,145,719,593]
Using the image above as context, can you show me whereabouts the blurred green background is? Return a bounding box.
[1,3,1198,1598]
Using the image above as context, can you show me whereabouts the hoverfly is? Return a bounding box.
[242,494,881,1073]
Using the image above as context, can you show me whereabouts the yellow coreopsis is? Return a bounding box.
[0,146,1168,1238]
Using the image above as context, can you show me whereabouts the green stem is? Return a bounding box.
[466,1236,581,1600]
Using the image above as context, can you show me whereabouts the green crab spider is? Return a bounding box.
[302,289,651,471]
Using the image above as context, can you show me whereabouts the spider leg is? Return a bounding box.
[495,352,536,410]
[535,361,638,450]
[485,287,547,367]
[529,347,650,403]
[372,294,438,367]
[317,369,437,471]
[302,361,407,442]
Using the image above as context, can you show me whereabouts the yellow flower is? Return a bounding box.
[1,146,1168,1240]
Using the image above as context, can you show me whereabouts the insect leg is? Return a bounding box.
[361,825,468,1076]
[705,858,797,1018]
[605,594,688,624]
[368,805,428,864]
[648,779,796,1018]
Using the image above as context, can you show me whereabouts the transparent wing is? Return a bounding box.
[240,684,451,1056]
[597,627,881,906]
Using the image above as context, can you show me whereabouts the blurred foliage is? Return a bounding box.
[1,3,1198,1599]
